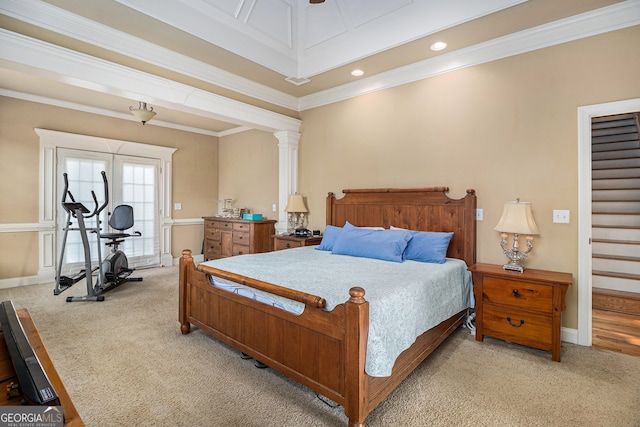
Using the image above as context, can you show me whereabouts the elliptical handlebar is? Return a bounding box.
[61,171,109,219]
[94,171,109,218]
[61,173,74,203]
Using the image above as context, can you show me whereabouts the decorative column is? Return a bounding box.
[274,131,301,233]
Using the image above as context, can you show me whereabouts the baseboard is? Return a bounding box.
[562,327,578,345]
[0,275,40,290]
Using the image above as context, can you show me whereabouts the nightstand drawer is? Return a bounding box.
[483,277,553,313]
[274,239,302,250]
[483,305,552,345]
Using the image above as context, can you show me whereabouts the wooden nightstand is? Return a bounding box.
[272,234,322,251]
[468,263,572,362]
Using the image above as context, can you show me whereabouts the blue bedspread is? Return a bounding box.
[201,246,471,377]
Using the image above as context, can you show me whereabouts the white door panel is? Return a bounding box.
[57,149,161,275]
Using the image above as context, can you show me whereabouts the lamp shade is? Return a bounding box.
[494,200,539,235]
[129,101,156,124]
[285,194,308,213]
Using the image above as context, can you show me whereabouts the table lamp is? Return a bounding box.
[494,199,539,272]
[285,194,308,231]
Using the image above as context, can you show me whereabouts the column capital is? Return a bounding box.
[274,131,301,147]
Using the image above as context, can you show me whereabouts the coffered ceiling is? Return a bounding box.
[0,0,636,135]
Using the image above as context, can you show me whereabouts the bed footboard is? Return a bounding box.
[179,249,372,425]
[178,249,464,427]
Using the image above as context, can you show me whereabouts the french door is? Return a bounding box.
[57,149,160,275]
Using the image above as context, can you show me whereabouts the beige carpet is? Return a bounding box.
[1,266,638,427]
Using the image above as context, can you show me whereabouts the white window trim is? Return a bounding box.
[36,128,176,282]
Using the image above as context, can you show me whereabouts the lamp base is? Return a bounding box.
[502,261,525,273]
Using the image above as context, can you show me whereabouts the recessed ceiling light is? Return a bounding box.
[351,69,364,77]
[430,41,447,51]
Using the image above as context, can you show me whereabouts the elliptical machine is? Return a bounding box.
[54,171,142,302]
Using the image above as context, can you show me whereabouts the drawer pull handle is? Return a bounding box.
[506,316,525,328]
[512,289,520,297]
[285,243,291,248]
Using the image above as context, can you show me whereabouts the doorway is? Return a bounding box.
[56,149,161,277]
[589,112,640,356]
[577,98,640,348]
[37,129,176,282]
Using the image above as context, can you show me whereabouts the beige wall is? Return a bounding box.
[0,97,218,279]
[219,130,279,221]
[292,27,640,329]
[1,26,639,329]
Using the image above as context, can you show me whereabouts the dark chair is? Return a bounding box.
[102,205,137,246]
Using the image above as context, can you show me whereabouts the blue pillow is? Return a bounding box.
[403,231,453,264]
[316,225,342,251]
[331,227,412,263]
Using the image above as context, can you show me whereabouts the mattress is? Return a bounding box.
[202,246,471,377]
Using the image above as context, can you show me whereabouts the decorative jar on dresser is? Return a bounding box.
[468,263,572,362]
[203,217,276,261]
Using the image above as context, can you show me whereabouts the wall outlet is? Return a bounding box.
[553,209,570,224]
[272,204,277,212]
[174,202,182,211]
[475,208,483,221]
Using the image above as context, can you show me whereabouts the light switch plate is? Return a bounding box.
[476,208,483,221]
[174,202,182,211]
[553,209,570,223]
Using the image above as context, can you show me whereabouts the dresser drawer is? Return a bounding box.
[232,244,250,256]
[483,304,552,346]
[482,277,553,313]
[274,239,302,250]
[204,242,221,260]
[204,228,221,242]
[232,232,250,245]
[205,220,220,229]
[218,221,233,231]
[233,222,251,232]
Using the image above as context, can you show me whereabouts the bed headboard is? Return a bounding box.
[326,187,477,266]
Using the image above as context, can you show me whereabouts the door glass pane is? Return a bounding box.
[58,153,110,275]
[117,161,159,266]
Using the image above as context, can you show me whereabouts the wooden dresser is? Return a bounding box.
[203,217,276,261]
[468,263,572,362]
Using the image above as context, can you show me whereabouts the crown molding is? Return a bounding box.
[0,0,299,111]
[298,0,640,111]
[0,88,232,137]
[0,0,637,121]
[0,29,302,133]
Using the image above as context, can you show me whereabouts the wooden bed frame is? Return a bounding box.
[179,187,476,426]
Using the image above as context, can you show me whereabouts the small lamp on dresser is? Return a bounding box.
[494,198,539,272]
[285,194,308,232]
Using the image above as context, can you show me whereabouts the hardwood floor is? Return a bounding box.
[592,309,640,357]
[592,288,640,357]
